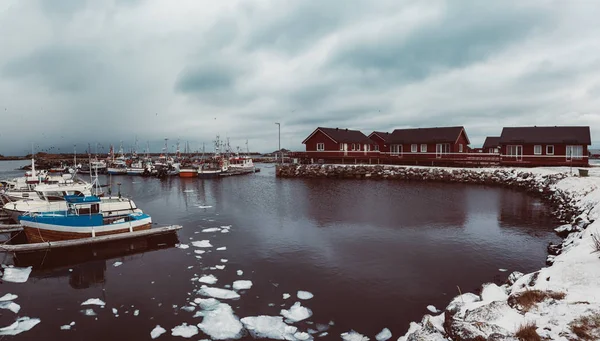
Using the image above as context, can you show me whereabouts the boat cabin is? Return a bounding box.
[65,195,101,216]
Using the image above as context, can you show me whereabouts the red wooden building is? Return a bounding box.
[301,127,378,163]
[368,131,391,153]
[482,137,500,154]
[384,126,471,164]
[499,126,591,166]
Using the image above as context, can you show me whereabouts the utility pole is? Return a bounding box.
[275,122,281,164]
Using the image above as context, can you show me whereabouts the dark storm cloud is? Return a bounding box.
[0,1,599,155]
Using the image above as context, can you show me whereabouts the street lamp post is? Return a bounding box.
[275,122,281,164]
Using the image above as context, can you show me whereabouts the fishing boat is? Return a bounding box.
[19,195,152,243]
[228,156,255,173]
[179,168,197,178]
[107,161,127,175]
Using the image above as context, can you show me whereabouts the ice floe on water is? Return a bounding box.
[232,280,253,290]
[215,265,226,270]
[294,331,312,340]
[0,317,41,336]
[426,305,438,313]
[171,323,198,338]
[280,302,312,323]
[0,294,17,302]
[194,298,221,310]
[241,316,298,340]
[198,275,218,285]
[297,291,313,300]
[341,330,370,341]
[192,240,212,248]
[134,309,140,316]
[220,259,228,263]
[283,293,291,300]
[375,328,392,341]
[202,228,221,233]
[216,246,226,251]
[81,298,106,306]
[113,261,123,267]
[112,308,118,314]
[197,302,243,340]
[176,244,189,249]
[151,325,166,339]
[80,309,97,316]
[0,301,20,314]
[198,286,241,300]
[498,268,508,272]
[183,190,194,193]
[194,250,205,254]
[197,205,213,209]
[1,266,32,283]
[237,270,243,276]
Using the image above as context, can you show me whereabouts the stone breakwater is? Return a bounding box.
[277,164,600,340]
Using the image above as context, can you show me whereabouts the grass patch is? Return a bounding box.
[509,289,566,312]
[570,313,600,340]
[515,321,541,341]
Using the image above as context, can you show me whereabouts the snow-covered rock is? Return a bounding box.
[481,283,508,303]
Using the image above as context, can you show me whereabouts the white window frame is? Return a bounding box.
[459,144,463,153]
[391,144,402,155]
[566,145,583,160]
[316,143,325,151]
[420,144,427,153]
[374,145,380,151]
[546,145,554,155]
[339,143,344,151]
[365,144,370,152]
[534,145,542,155]
[351,143,356,151]
[411,144,417,153]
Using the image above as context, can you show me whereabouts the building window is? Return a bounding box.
[435,143,450,157]
[411,144,417,153]
[339,143,344,151]
[374,145,380,151]
[459,144,463,153]
[566,145,583,160]
[391,145,402,155]
[546,145,554,155]
[534,145,542,155]
[352,143,357,151]
[365,144,370,152]
[316,143,324,151]
[420,144,427,153]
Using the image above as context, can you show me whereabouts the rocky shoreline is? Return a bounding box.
[277,164,600,340]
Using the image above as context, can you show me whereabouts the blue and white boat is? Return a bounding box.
[19,195,152,243]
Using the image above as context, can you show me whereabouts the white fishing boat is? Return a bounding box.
[228,156,255,172]
[19,195,152,243]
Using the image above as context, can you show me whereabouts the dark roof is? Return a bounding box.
[368,131,391,142]
[302,127,374,144]
[482,137,501,149]
[388,126,469,144]
[499,126,591,145]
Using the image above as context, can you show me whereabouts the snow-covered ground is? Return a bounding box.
[399,166,600,341]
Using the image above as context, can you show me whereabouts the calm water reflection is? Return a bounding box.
[0,161,560,340]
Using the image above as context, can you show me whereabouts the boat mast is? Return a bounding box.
[164,138,169,160]
[31,142,36,182]
[73,145,77,169]
[88,143,92,184]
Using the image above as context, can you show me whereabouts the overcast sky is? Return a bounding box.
[1,0,599,155]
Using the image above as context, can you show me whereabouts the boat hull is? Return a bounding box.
[21,218,152,243]
[179,169,197,178]
[126,168,145,176]
[198,170,221,179]
[107,168,127,175]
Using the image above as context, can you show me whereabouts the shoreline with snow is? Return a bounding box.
[277,164,600,340]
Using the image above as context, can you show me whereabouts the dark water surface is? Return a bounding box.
[0,160,560,340]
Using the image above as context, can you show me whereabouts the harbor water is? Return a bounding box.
[0,160,561,340]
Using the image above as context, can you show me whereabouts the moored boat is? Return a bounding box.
[19,195,152,243]
[179,168,197,178]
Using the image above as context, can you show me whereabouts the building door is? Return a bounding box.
[436,144,449,158]
[515,145,523,161]
[343,143,348,156]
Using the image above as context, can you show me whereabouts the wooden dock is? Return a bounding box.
[0,225,182,252]
[0,224,23,233]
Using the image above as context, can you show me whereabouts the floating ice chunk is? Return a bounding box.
[295,331,312,340]
[151,325,166,339]
[194,298,221,310]
[341,330,369,341]
[426,305,438,314]
[192,240,212,248]
[81,309,96,316]
[221,230,230,233]
[113,261,123,267]
[194,250,205,254]
[216,247,227,251]
[176,244,190,249]
[134,309,140,316]
[2,266,32,283]
[316,324,329,332]
[181,306,195,312]
[221,259,228,263]
[241,316,298,340]
[319,332,328,337]
[198,275,218,285]
[171,323,198,338]
[187,266,194,269]
[197,302,243,340]
[0,317,41,336]
[375,328,392,341]
[498,268,508,272]
[232,280,253,290]
[198,205,213,209]
[221,225,232,229]
[198,286,240,300]
[0,301,20,314]
[283,293,291,300]
[280,302,312,322]
[0,294,17,302]
[297,291,314,300]
[237,270,243,276]
[70,321,75,326]
[81,298,106,306]
[202,228,221,233]
[184,190,194,193]
[215,265,226,270]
